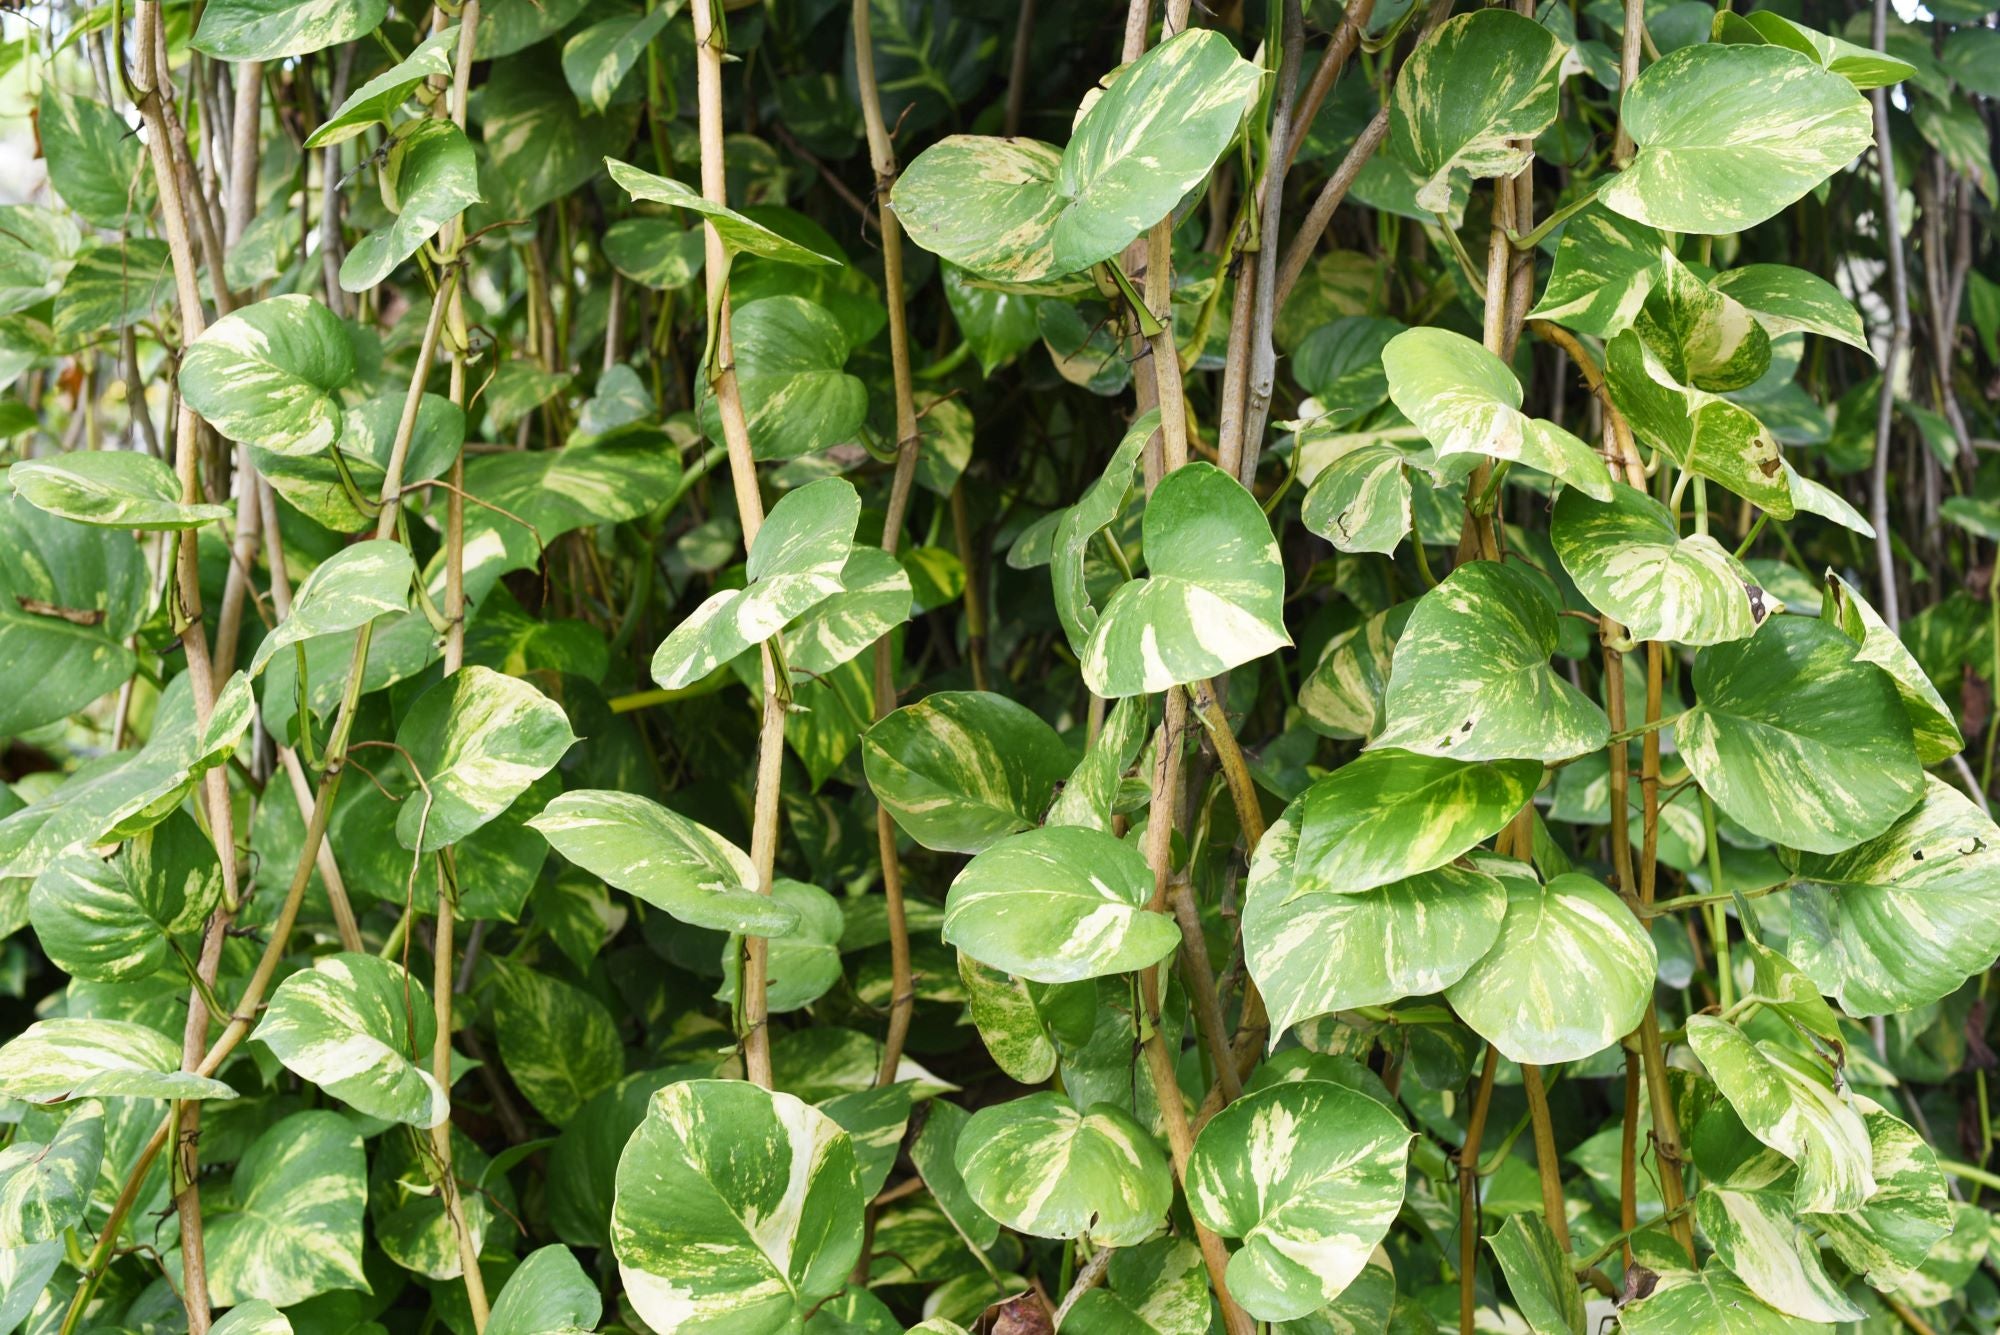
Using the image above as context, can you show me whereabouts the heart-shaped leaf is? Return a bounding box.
[250,540,415,676]
[1553,483,1769,645]
[1524,202,1660,337]
[863,690,1073,853]
[1634,249,1773,393]
[1053,410,1155,654]
[1606,329,1793,516]
[28,810,219,982]
[1811,1109,1951,1290]
[393,666,576,852]
[252,952,449,1127]
[956,1092,1171,1247]
[1711,264,1870,357]
[182,295,357,457]
[192,0,387,61]
[694,296,867,461]
[206,1110,368,1308]
[339,120,482,292]
[1389,11,1568,213]
[10,451,230,531]
[305,25,459,148]
[487,1244,602,1335]
[0,1100,102,1247]
[1823,572,1962,764]
[1695,1183,1864,1323]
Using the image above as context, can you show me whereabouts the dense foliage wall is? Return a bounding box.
[0,0,1998,1331]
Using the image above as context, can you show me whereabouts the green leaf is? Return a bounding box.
[1633,249,1772,393]
[252,952,449,1127]
[52,240,173,341]
[487,1244,602,1335]
[1789,775,2000,1016]
[719,879,845,1014]
[607,159,843,270]
[0,203,80,316]
[1293,317,1403,427]
[206,1110,368,1308]
[1444,866,1654,1063]
[1389,10,1567,213]
[653,477,859,688]
[1599,44,1873,235]
[1714,10,1917,90]
[1686,1015,1874,1213]
[393,666,576,852]
[305,25,459,147]
[529,789,801,935]
[493,962,625,1126]
[1244,806,1507,1036]
[28,810,219,982]
[1485,1213,1585,1335]
[463,426,684,575]
[694,297,868,461]
[1048,694,1150,834]
[782,548,913,678]
[1185,1081,1412,1321]
[1711,264,1870,357]
[339,120,482,292]
[908,1099,1000,1251]
[1552,483,1767,645]
[1372,560,1608,762]
[562,6,679,113]
[893,30,1261,283]
[1824,571,1962,764]
[1053,410,1155,655]
[956,954,1091,1085]
[1298,606,1401,742]
[863,690,1073,853]
[249,539,415,676]
[1291,749,1541,897]
[1301,443,1411,556]
[1616,1264,1824,1333]
[819,1084,915,1201]
[1523,203,1659,337]
[1081,462,1290,697]
[9,451,231,530]
[0,1018,238,1103]
[605,217,707,290]
[1812,1109,1952,1290]
[182,295,358,457]
[956,1092,1171,1247]
[1063,1237,1210,1335]
[36,89,148,230]
[1606,329,1793,517]
[944,824,1180,985]
[0,1100,102,1247]
[1381,327,1613,500]
[613,1079,864,1335]
[482,48,640,216]
[1694,1183,1863,1323]
[192,0,386,61]
[943,263,1043,375]
[1674,615,1923,855]
[210,1302,291,1335]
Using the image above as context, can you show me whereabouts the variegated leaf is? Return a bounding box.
[783,547,913,678]
[1713,10,1917,90]
[1789,775,2000,1016]
[1486,1212,1585,1335]
[1372,560,1609,762]
[339,119,481,292]
[1298,605,1402,742]
[607,158,842,270]
[1686,1015,1874,1213]
[305,25,458,147]
[1811,1108,1951,1290]
[0,204,77,316]
[249,539,415,676]
[1291,749,1541,897]
[529,789,800,935]
[494,962,625,1125]
[1048,694,1150,833]
[1600,44,1873,235]
[1300,443,1411,556]
[1381,328,1614,500]
[1080,462,1290,698]
[191,0,386,61]
[893,31,1261,283]
[0,1099,101,1246]
[1711,264,1871,357]
[210,1301,291,1335]
[1551,484,1767,645]
[1695,1183,1863,1323]
[207,1111,368,1308]
[614,1079,865,1335]
[1063,1237,1210,1335]
[958,955,1094,1085]
[862,691,1074,854]
[52,240,171,340]
[252,952,449,1127]
[562,6,676,112]
[1783,463,1873,536]
[819,1084,915,1201]
[694,296,868,461]
[1824,572,1962,764]
[1675,616,1923,854]
[944,824,1179,985]
[908,1099,1000,1251]
[10,451,231,530]
[28,809,219,982]
[654,477,860,689]
[1444,864,1654,1064]
[955,1092,1171,1247]
[1389,11,1567,213]
[1616,1264,1823,1333]
[1245,807,1506,1036]
[487,1244,602,1335]
[463,424,682,575]
[719,879,845,1014]
[1185,1081,1412,1321]
[393,665,576,852]
[1606,329,1793,517]
[1054,410,1155,655]
[1523,203,1659,337]
[1633,250,1772,393]
[181,295,357,457]
[0,1018,237,1103]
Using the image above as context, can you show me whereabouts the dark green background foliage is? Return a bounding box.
[1,0,1999,1332]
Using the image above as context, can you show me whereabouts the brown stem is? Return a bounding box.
[1282,0,1376,178]
[1613,0,1643,166]
[1521,1064,1572,1252]
[430,859,490,1329]
[1459,1046,1500,1335]
[1002,0,1036,138]
[1236,0,1306,481]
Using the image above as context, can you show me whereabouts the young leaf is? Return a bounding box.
[339,120,482,292]
[249,540,416,676]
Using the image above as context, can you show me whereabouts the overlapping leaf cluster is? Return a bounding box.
[1,1,1999,1333]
